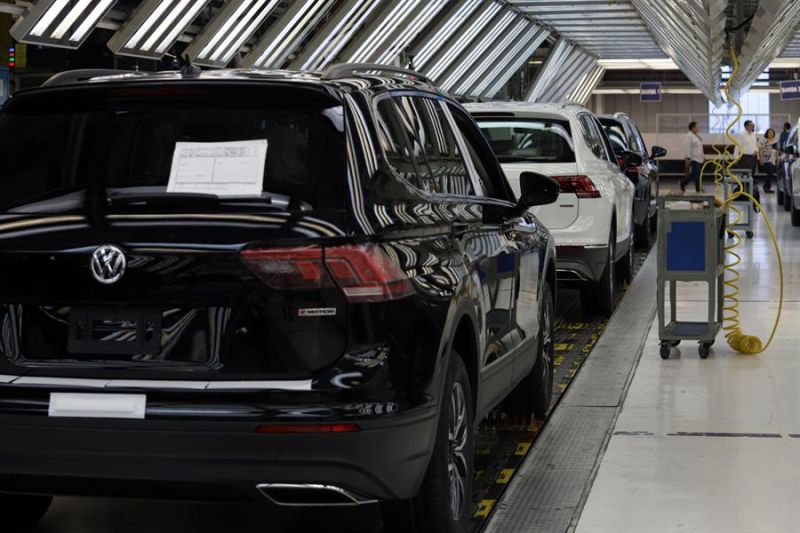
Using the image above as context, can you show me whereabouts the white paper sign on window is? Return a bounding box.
[167,140,268,197]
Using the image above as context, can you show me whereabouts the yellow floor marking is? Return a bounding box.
[514,442,532,456]
[496,469,515,484]
[475,499,495,518]
[555,343,574,352]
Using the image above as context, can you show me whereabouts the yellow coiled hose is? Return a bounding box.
[714,48,784,355]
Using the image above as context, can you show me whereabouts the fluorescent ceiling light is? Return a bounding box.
[108,0,211,60]
[242,0,336,69]
[186,0,279,66]
[598,58,680,70]
[11,0,119,49]
[414,0,482,69]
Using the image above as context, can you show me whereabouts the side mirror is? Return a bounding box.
[651,146,667,159]
[623,151,643,169]
[518,172,560,208]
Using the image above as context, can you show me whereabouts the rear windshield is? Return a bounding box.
[0,84,346,213]
[475,118,575,163]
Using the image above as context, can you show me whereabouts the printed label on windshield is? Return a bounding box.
[167,140,268,197]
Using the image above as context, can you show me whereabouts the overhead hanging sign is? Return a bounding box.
[780,80,800,101]
[640,82,662,102]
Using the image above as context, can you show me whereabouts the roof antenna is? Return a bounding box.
[179,54,201,77]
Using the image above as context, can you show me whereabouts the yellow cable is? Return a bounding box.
[718,48,784,355]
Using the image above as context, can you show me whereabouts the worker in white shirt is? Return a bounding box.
[681,121,704,193]
[736,120,758,176]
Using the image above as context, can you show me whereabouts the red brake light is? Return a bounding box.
[256,423,360,434]
[625,167,641,180]
[241,245,414,303]
[553,175,601,199]
[241,247,333,290]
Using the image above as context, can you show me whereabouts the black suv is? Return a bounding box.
[0,65,558,532]
[599,113,667,247]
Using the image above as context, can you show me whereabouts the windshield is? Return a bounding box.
[476,118,575,163]
[0,84,346,213]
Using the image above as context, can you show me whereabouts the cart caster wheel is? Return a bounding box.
[746,231,754,239]
[699,343,711,359]
[660,343,671,360]
[670,340,681,347]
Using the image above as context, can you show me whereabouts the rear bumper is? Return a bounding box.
[0,403,438,503]
[555,245,608,282]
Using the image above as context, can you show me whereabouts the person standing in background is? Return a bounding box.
[759,128,778,193]
[736,120,758,176]
[681,121,704,193]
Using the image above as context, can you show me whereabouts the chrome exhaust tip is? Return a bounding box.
[256,483,378,507]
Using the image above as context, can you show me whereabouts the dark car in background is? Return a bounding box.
[599,113,667,247]
[780,122,798,214]
[0,66,560,533]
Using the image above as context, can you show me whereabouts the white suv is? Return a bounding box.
[468,102,636,315]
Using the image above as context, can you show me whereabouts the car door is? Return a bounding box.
[579,113,634,246]
[446,103,547,404]
[374,93,523,415]
[627,120,658,218]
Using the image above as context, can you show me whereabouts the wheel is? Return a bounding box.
[1,494,52,532]
[746,231,754,239]
[670,340,681,347]
[381,354,474,533]
[634,210,651,249]
[581,228,615,317]
[785,185,792,212]
[502,282,555,422]
[530,282,555,420]
[778,189,785,205]
[699,343,711,359]
[792,197,800,226]
[660,343,671,360]
[618,227,634,284]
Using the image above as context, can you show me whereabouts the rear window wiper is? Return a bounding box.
[106,192,272,208]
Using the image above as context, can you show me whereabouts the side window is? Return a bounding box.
[446,104,503,199]
[630,124,648,154]
[377,94,478,197]
[579,115,608,161]
[375,98,418,182]
[592,117,616,163]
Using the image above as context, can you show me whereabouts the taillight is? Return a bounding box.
[553,175,601,199]
[241,245,414,303]
[240,247,333,290]
[625,166,641,180]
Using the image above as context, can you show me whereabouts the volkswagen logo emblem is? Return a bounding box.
[90,245,127,285]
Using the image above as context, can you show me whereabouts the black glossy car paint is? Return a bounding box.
[0,71,556,504]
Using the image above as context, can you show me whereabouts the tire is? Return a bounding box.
[382,354,474,533]
[581,228,615,317]
[634,212,651,249]
[530,283,555,420]
[1,494,52,532]
[618,228,634,284]
[792,198,800,227]
[785,183,792,212]
[778,189,785,206]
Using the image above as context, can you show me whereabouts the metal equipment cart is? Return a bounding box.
[722,169,754,239]
[657,195,726,359]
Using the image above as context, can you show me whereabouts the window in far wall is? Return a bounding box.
[708,67,770,134]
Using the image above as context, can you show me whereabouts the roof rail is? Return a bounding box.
[320,63,434,86]
[42,69,146,88]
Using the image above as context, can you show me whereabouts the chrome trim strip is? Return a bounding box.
[3,376,312,392]
[256,483,378,507]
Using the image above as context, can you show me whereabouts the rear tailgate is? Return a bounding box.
[502,162,580,229]
[0,82,356,381]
